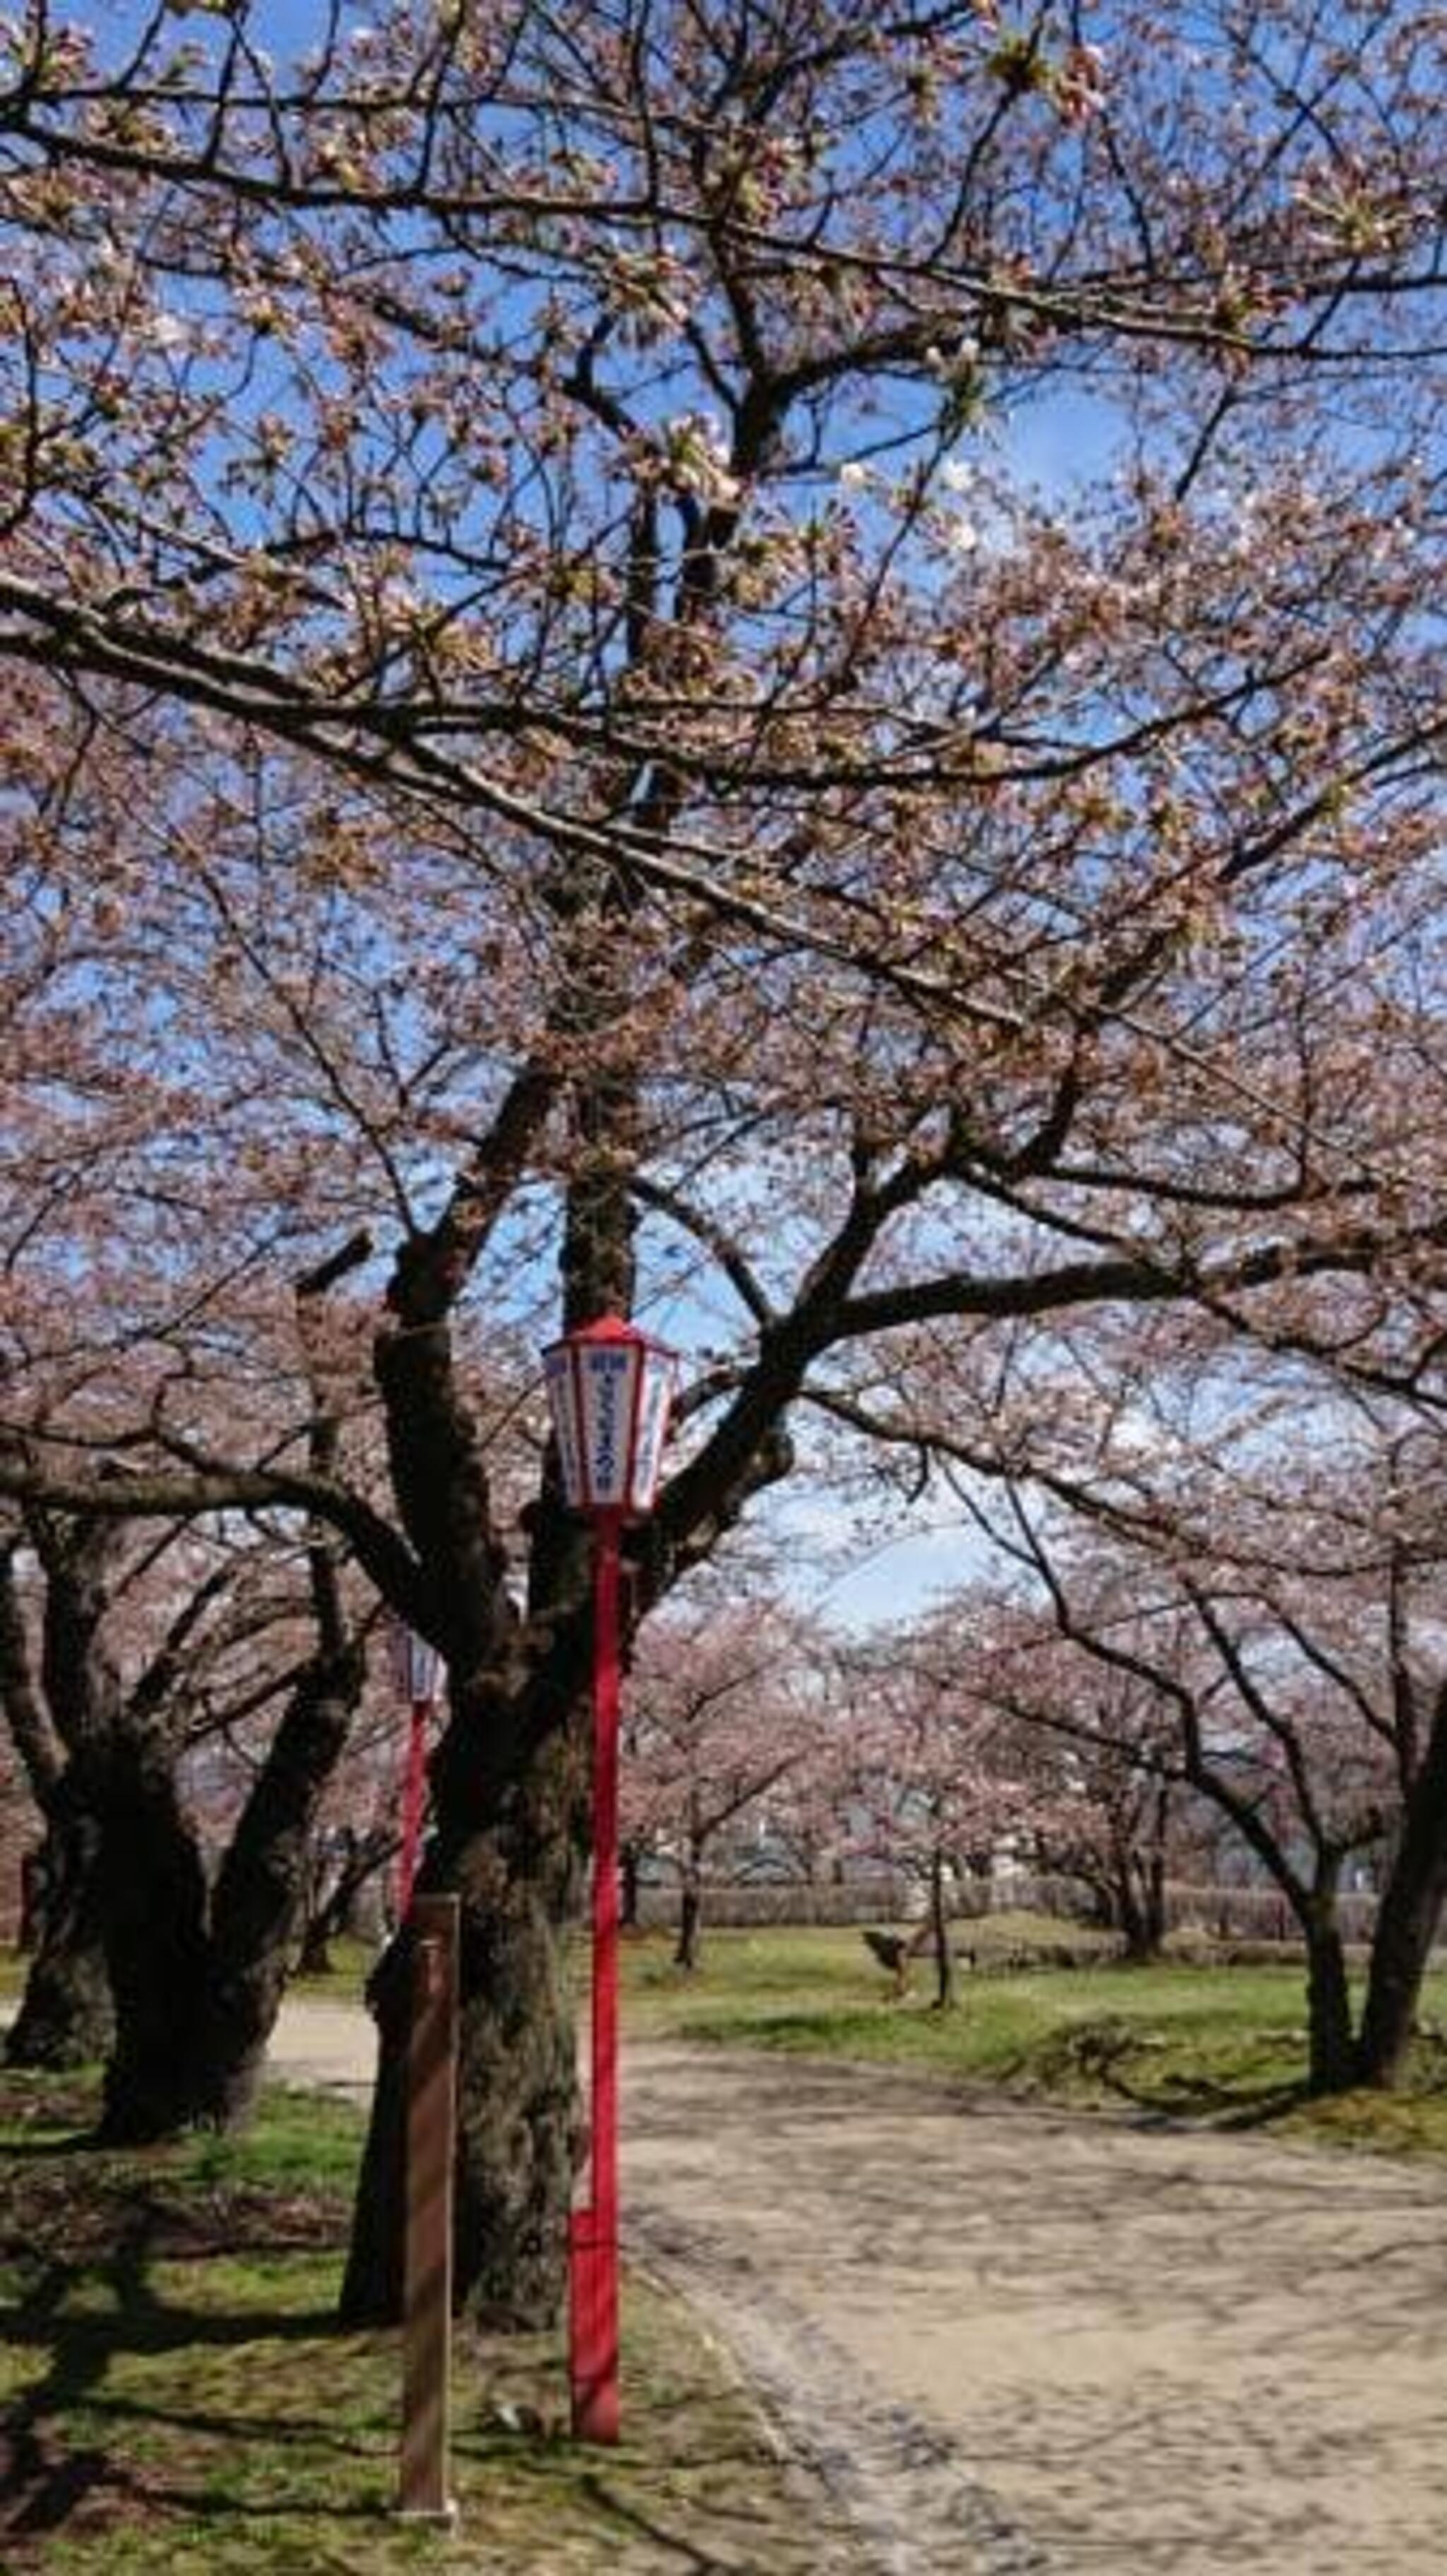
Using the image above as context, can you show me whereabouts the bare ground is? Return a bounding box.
[271,2003,1447,2575]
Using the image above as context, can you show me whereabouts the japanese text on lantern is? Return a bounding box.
[580,1347,630,1508]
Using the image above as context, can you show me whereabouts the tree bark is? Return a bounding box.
[341,1703,586,2327]
[1355,1687,1447,2089]
[674,1858,703,1973]
[297,1824,390,1971]
[92,1644,365,2138]
[1303,1883,1356,2097]
[1116,1853,1167,1963]
[295,1920,334,1978]
[196,1647,365,2127]
[4,1809,113,2067]
[95,1737,213,2141]
[928,1845,955,2010]
[1,1533,113,2064]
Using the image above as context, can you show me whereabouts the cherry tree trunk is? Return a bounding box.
[929,1846,955,2010]
[1303,1903,1356,2097]
[295,1920,334,1978]
[340,1715,586,2329]
[673,1843,704,1972]
[1116,1852,1167,1963]
[4,1810,113,2069]
[620,1841,641,1932]
[1354,1694,1447,2091]
[194,1651,364,2129]
[93,1650,363,2138]
[95,1742,213,2141]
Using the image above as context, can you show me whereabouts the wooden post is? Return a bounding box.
[396,1893,459,2529]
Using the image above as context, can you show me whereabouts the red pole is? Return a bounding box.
[396,1700,430,1924]
[569,1512,622,2442]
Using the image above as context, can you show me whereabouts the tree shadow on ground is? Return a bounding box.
[997,2014,1313,2132]
[1,2206,355,2552]
[1118,2072,1312,2129]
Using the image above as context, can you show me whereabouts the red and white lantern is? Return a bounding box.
[388,1621,442,1708]
[542,1313,677,1520]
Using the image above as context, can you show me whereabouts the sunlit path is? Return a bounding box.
[264,2005,1447,2575]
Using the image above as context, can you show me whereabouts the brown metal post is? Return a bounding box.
[396,1893,459,2529]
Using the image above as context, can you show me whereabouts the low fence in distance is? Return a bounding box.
[627,1873,1381,1946]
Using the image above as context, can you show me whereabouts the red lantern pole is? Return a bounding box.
[544,1310,675,2447]
[569,1508,622,2443]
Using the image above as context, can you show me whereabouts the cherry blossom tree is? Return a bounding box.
[0,1453,374,2131]
[915,1378,1447,2091]
[622,1591,827,1968]
[0,3,1442,2322]
[1004,1662,1184,1963]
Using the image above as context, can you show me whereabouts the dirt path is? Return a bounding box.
[270,2005,1447,2575]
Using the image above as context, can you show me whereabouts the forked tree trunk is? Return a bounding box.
[194,1650,364,2129]
[4,1811,113,2068]
[296,1826,390,1970]
[1355,1690,1447,2091]
[95,1651,365,2139]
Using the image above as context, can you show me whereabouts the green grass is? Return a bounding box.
[285,1937,374,2003]
[620,1920,1447,2153]
[0,2066,844,2573]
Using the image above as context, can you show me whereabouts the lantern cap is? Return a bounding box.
[543,1310,673,1359]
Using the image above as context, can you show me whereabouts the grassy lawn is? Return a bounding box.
[619,1919,1447,2156]
[0,2067,844,2574]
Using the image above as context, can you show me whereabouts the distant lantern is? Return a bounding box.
[542,1313,677,1521]
[388,1620,441,1708]
[387,1622,441,1927]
